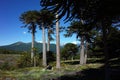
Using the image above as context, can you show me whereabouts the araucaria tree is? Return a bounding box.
[37,9,55,67]
[20,10,38,67]
[40,1,61,69]
[65,21,92,65]
[45,11,55,52]
[55,11,61,69]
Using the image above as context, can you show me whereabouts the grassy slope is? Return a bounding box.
[0,63,103,80]
[0,54,119,80]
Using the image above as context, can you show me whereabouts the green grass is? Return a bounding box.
[0,54,119,80]
[0,63,104,80]
[0,54,104,80]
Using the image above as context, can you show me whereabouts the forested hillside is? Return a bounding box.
[0,42,56,53]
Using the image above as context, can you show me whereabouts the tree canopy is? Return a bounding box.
[61,43,78,60]
[40,0,120,23]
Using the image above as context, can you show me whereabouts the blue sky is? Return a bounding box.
[0,0,79,46]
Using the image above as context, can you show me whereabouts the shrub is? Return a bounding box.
[35,53,42,67]
[47,51,56,64]
[17,52,32,68]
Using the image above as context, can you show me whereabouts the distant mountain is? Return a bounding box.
[0,41,56,53]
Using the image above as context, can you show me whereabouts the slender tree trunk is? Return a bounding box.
[80,18,85,65]
[71,56,74,61]
[34,56,36,67]
[84,42,88,64]
[80,36,85,65]
[31,32,34,59]
[31,25,36,67]
[56,12,61,69]
[31,31,34,66]
[47,27,50,52]
[84,53,87,64]
[42,23,47,67]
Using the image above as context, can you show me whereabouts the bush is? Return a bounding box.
[47,51,56,64]
[35,53,42,67]
[17,52,32,68]
[16,51,56,68]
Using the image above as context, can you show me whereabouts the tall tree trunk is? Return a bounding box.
[80,18,85,65]
[31,25,36,67]
[31,31,34,66]
[80,36,85,65]
[84,41,88,64]
[56,12,61,69]
[47,27,50,52]
[34,56,36,67]
[42,23,47,67]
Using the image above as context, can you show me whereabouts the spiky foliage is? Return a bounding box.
[20,10,39,32]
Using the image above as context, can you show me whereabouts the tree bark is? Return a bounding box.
[84,42,88,64]
[31,25,35,67]
[42,23,47,67]
[34,56,36,67]
[80,36,85,65]
[56,13,61,69]
[31,31,34,59]
[47,28,50,52]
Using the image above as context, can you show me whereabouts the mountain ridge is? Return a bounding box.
[0,41,56,53]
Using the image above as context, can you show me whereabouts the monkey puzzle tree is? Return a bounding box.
[37,9,55,67]
[20,10,38,66]
[65,21,93,64]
